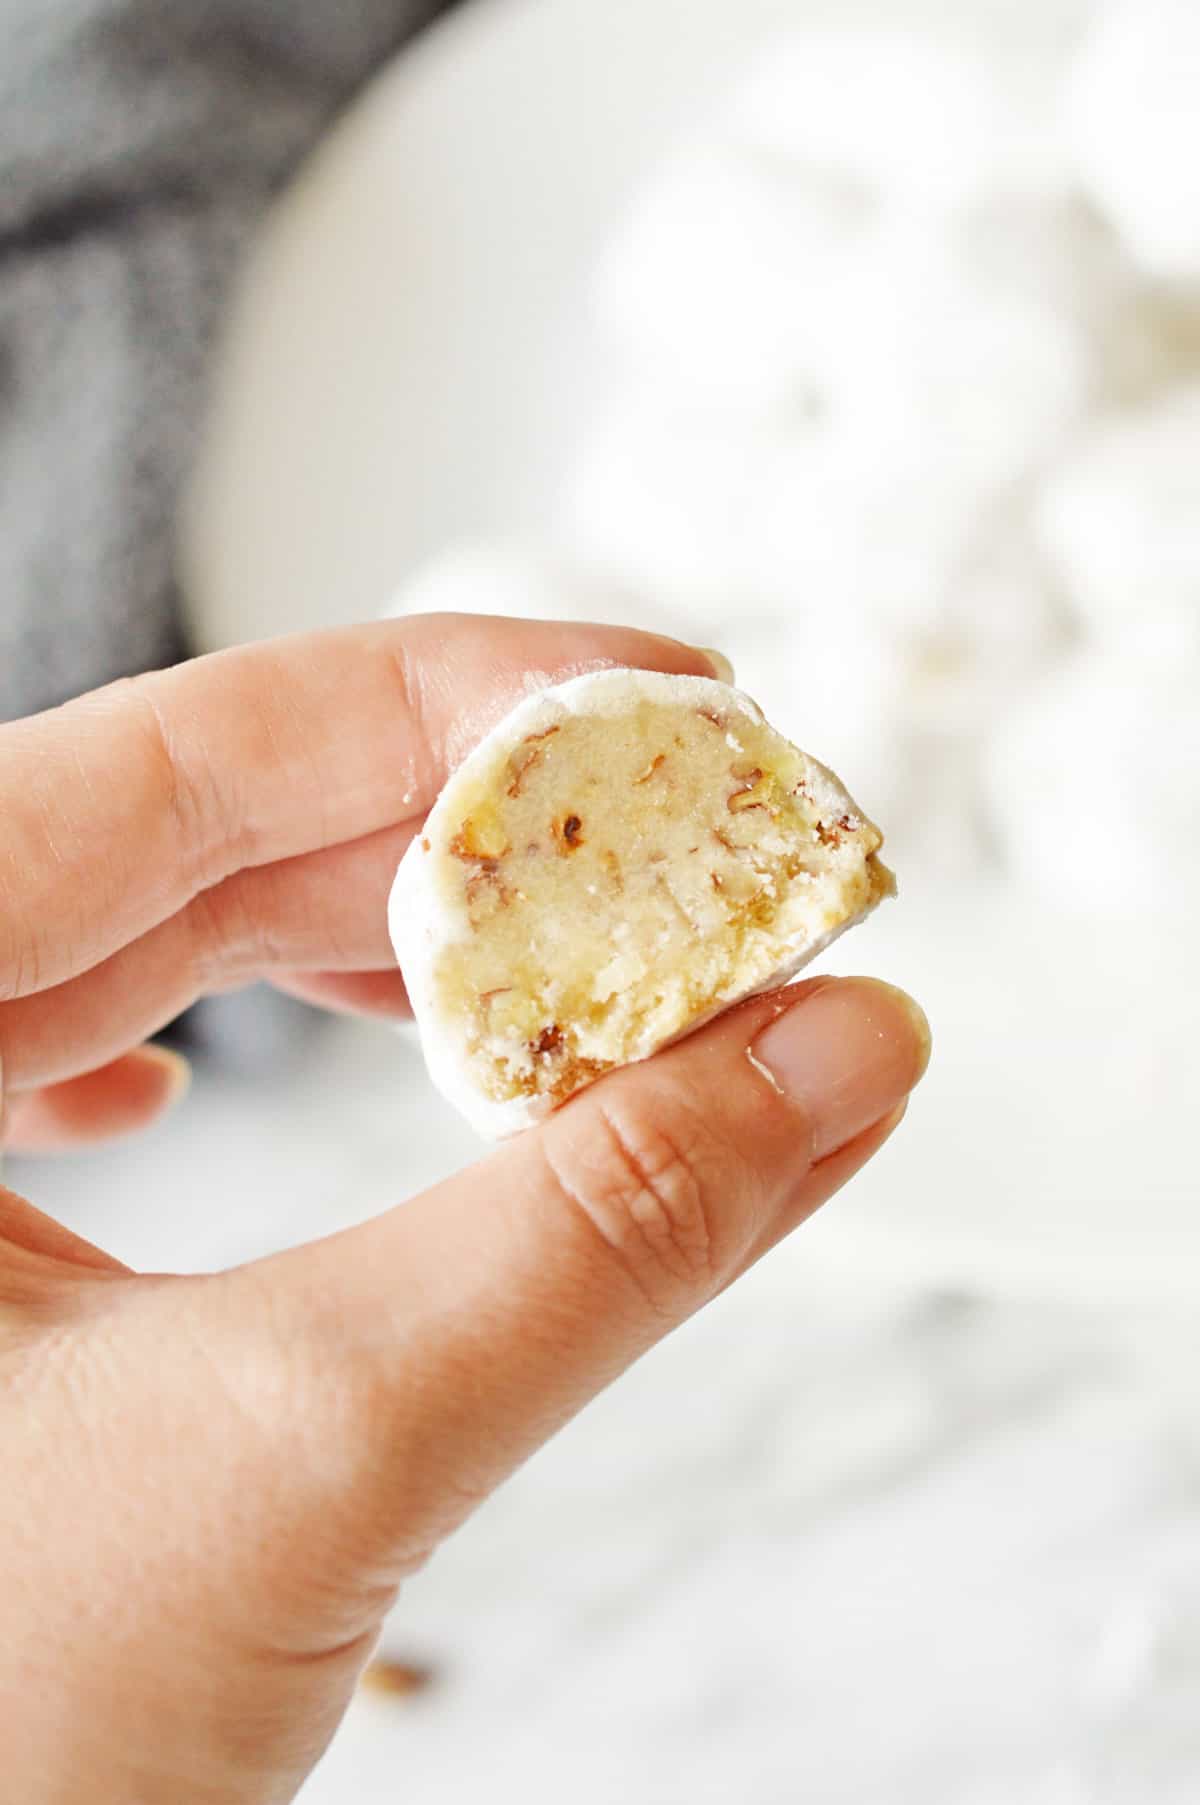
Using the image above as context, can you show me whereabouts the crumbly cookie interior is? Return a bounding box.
[430,695,892,1108]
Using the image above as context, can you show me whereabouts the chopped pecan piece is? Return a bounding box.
[553,813,585,852]
[548,1054,610,1105]
[506,728,560,797]
[507,749,542,798]
[450,803,510,861]
[817,813,857,846]
[465,863,511,923]
[728,766,779,814]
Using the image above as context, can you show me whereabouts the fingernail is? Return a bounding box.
[132,1044,193,1107]
[750,979,930,1162]
[697,647,736,685]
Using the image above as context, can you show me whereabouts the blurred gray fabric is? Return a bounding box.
[0,0,455,722]
[1,0,455,1064]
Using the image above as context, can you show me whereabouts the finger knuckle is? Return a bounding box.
[188,871,277,988]
[125,680,243,888]
[545,1091,732,1316]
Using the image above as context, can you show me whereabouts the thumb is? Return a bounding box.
[248,975,929,1577]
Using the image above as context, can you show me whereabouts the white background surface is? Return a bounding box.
[155,0,1200,1794]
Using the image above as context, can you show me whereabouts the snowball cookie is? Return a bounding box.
[724,29,1060,215]
[1066,0,1200,283]
[1038,385,1200,643]
[390,669,895,1138]
[983,644,1200,913]
[590,136,880,422]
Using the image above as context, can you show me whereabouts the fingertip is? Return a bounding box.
[126,1044,194,1111]
[3,1045,192,1153]
[849,978,933,1087]
[694,647,736,684]
[749,976,930,1163]
[636,635,734,683]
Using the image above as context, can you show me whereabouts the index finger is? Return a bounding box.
[0,616,719,1002]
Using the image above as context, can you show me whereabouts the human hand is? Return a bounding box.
[0,617,929,1802]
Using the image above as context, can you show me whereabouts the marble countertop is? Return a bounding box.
[17,1001,1199,1804]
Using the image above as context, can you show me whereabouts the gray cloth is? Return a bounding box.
[1,0,456,1067]
[0,0,455,721]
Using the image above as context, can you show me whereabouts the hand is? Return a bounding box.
[0,616,929,1802]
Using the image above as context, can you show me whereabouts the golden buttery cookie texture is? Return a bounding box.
[389,669,895,1138]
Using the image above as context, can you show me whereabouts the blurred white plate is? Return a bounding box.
[179,0,1196,1302]
[180,0,1091,646]
[181,0,767,642]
